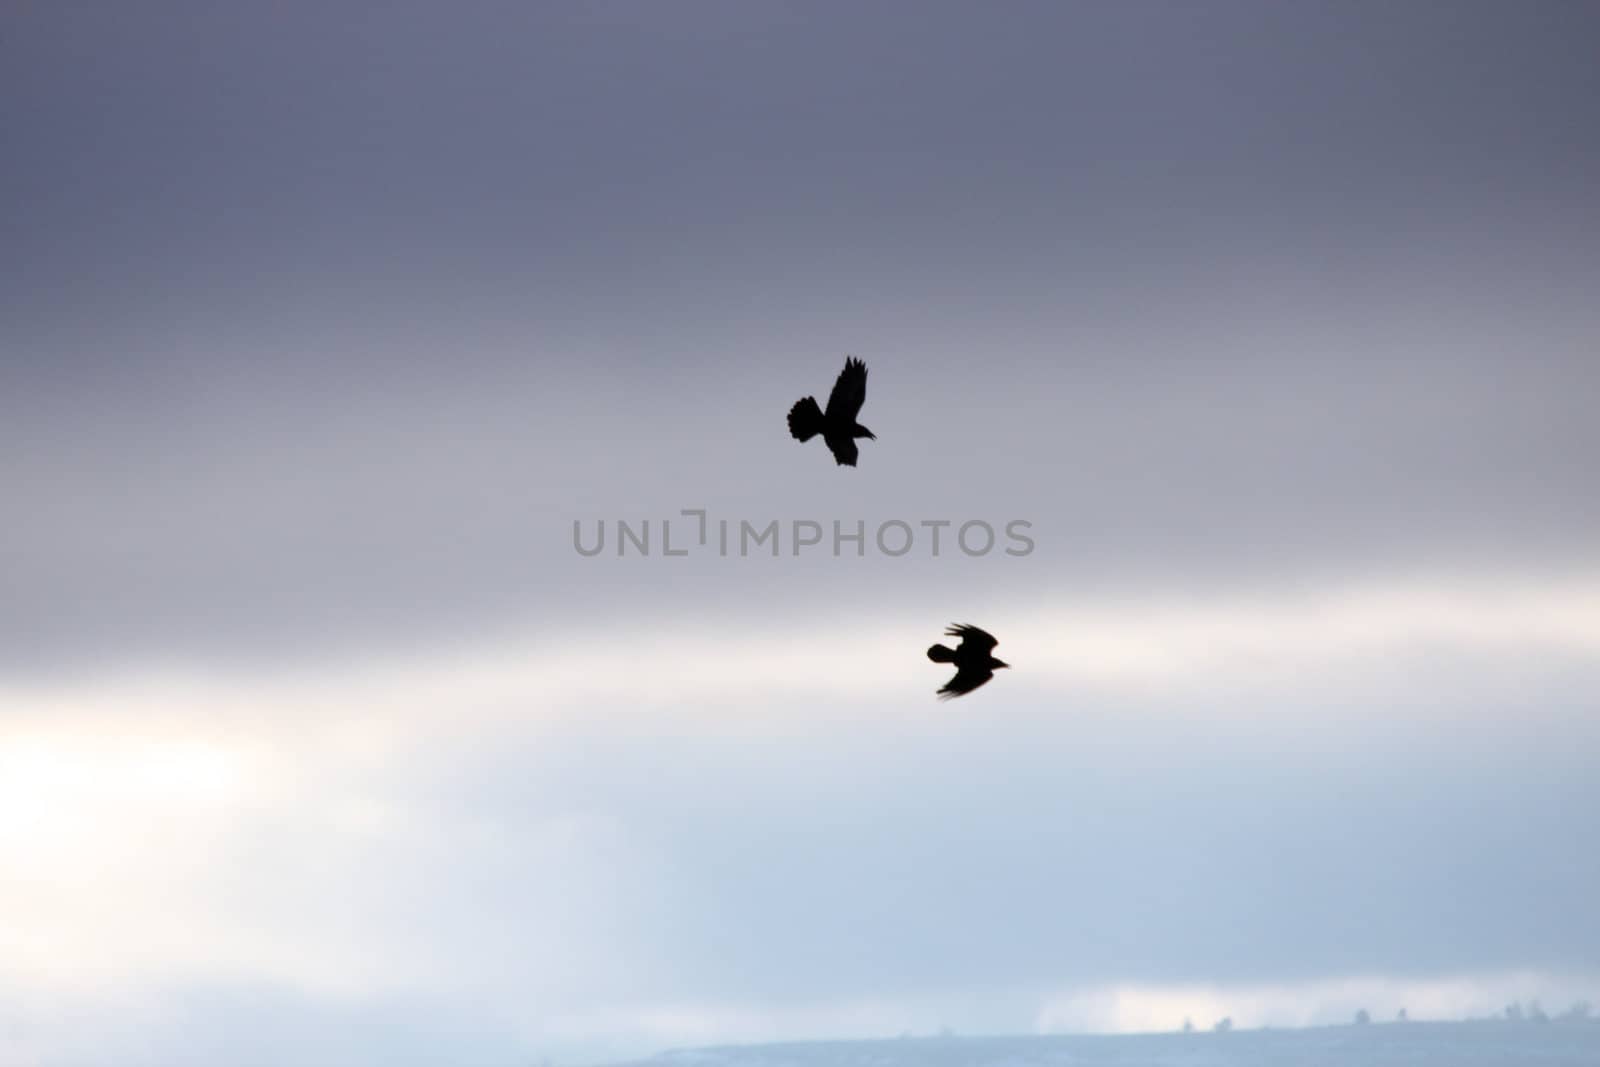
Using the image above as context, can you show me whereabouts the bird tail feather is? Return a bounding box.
[927,644,956,663]
[788,396,823,442]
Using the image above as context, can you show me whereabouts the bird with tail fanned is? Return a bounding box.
[787,356,875,467]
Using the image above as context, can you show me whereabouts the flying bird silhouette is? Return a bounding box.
[787,356,876,466]
[926,623,1009,699]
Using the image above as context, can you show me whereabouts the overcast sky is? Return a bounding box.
[3,3,1599,1064]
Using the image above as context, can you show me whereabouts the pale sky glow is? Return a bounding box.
[4,3,1598,1064]
[4,569,1598,1056]
[6,570,1600,730]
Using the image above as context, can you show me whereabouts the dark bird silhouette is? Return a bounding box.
[787,356,876,466]
[926,623,1009,699]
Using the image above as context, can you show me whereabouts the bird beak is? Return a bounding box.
[996,660,1010,669]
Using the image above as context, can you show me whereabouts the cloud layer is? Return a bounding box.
[4,2,1599,1063]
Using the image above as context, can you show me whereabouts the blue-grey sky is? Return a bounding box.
[3,3,1599,1064]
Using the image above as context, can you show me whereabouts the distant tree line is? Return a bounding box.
[1174,999,1595,1035]
[1496,1000,1598,1023]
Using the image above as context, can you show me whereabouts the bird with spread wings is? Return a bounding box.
[786,356,876,467]
[926,623,1010,699]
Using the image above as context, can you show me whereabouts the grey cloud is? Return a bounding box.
[7,5,1599,679]
[3,333,1596,673]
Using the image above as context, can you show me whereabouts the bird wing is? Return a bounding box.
[945,623,999,655]
[825,433,860,467]
[823,356,868,421]
[937,666,995,700]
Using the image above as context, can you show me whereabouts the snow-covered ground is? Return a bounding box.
[624,1021,1600,1067]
